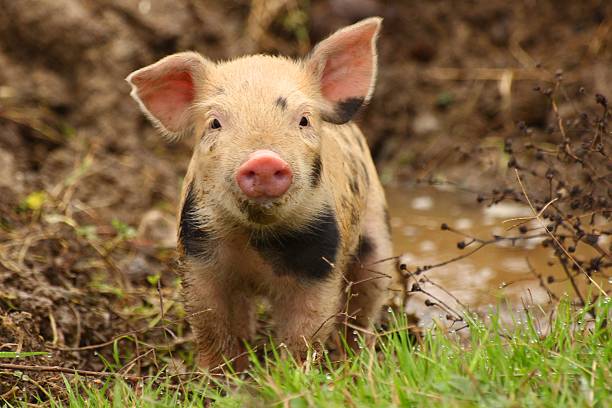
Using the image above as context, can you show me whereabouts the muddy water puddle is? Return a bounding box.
[385,185,611,327]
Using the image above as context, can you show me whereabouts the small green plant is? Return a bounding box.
[75,224,99,241]
[111,219,136,240]
[146,273,161,287]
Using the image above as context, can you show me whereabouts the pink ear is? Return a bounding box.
[126,52,208,138]
[308,17,381,124]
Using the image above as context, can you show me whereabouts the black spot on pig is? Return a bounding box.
[340,195,359,227]
[360,161,370,186]
[357,234,375,260]
[311,155,322,187]
[252,207,339,280]
[275,96,288,111]
[383,207,391,235]
[336,98,364,123]
[179,183,215,260]
[323,97,364,124]
[349,178,360,194]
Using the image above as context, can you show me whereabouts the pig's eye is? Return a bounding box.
[299,116,309,127]
[210,118,222,130]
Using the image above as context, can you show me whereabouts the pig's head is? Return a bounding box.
[127,18,381,228]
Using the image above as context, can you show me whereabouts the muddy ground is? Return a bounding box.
[0,0,610,400]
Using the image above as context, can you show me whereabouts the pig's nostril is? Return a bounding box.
[246,170,256,179]
[274,170,286,178]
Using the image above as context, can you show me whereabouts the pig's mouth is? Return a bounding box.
[238,198,284,225]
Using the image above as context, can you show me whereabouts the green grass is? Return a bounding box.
[0,352,48,358]
[17,297,612,407]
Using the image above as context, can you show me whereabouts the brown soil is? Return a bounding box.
[0,0,610,401]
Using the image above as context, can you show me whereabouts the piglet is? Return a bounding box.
[127,17,396,370]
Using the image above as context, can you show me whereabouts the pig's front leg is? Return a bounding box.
[271,277,342,359]
[182,266,255,371]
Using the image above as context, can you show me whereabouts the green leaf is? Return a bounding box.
[111,218,136,240]
[146,273,161,286]
[436,91,455,108]
[76,224,99,241]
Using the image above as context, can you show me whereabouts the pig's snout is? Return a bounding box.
[236,150,293,198]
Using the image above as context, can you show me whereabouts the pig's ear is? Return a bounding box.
[126,52,209,139]
[307,17,381,124]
